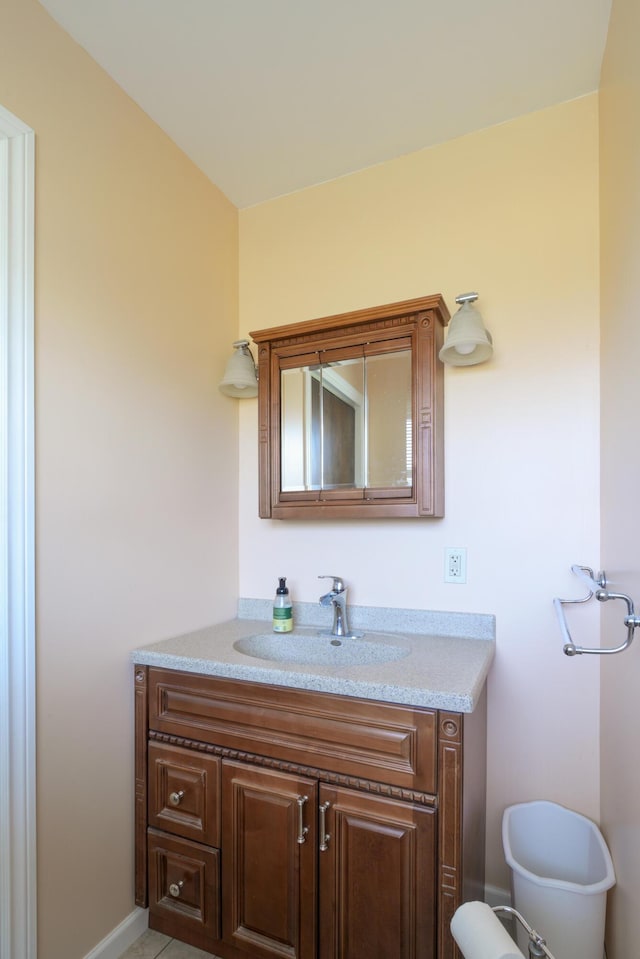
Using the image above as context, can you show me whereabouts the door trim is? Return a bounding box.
[0,103,36,959]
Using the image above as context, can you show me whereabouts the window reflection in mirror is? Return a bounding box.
[281,366,310,491]
[281,350,411,494]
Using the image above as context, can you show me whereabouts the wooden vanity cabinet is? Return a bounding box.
[134,666,486,959]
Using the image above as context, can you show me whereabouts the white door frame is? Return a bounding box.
[0,103,36,959]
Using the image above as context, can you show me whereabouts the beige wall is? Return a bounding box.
[599,0,640,954]
[239,96,601,891]
[0,1,239,956]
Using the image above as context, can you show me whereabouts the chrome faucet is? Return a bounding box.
[318,576,351,637]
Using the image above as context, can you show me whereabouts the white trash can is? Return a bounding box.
[502,801,615,959]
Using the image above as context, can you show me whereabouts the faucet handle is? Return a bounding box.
[318,575,345,592]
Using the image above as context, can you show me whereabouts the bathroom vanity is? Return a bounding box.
[132,605,494,959]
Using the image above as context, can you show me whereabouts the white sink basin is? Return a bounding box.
[233,632,410,667]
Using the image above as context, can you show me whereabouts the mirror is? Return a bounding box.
[281,359,363,491]
[250,294,449,519]
[365,350,412,489]
[280,350,412,492]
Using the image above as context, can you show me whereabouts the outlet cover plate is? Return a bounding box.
[444,548,467,584]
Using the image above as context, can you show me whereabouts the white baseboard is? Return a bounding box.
[83,907,149,959]
[484,883,512,908]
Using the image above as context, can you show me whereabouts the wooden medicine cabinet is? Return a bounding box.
[250,294,449,520]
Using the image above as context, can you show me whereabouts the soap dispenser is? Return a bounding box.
[273,577,293,633]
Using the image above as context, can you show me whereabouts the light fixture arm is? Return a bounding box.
[233,339,258,377]
[454,291,479,306]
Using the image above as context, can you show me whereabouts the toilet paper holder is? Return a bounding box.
[492,905,556,959]
[451,901,557,959]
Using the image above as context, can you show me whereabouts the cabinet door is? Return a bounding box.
[319,785,437,959]
[222,761,318,959]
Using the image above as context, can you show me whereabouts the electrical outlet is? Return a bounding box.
[444,548,467,584]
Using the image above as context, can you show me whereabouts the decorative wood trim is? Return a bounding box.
[250,294,449,346]
[261,313,420,353]
[437,713,463,959]
[149,729,437,807]
[271,500,434,520]
[134,666,149,906]
[256,341,271,518]
[417,310,444,516]
[461,688,487,905]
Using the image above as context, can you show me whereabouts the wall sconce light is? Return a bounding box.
[218,339,258,398]
[439,292,493,367]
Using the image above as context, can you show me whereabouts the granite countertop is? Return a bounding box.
[131,599,495,713]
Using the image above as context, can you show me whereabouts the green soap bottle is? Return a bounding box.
[273,577,293,633]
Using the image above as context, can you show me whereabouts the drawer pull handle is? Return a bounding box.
[297,795,309,844]
[319,801,330,851]
[169,790,185,807]
[169,880,184,898]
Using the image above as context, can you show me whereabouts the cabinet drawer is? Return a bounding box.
[148,829,220,944]
[148,742,221,845]
[149,669,437,793]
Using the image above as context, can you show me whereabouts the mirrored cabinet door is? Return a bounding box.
[281,355,366,492]
[364,348,412,490]
[251,294,449,520]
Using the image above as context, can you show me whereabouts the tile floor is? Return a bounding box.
[118,929,218,959]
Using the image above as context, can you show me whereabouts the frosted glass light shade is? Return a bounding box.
[439,301,493,367]
[218,340,258,397]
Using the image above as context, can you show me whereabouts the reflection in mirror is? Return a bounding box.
[281,350,411,493]
[319,358,364,488]
[281,365,314,491]
[281,360,365,492]
[366,349,411,488]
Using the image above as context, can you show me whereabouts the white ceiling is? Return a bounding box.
[38,0,611,208]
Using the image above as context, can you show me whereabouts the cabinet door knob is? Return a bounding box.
[319,801,331,851]
[296,795,309,844]
[169,790,185,806]
[169,880,184,898]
